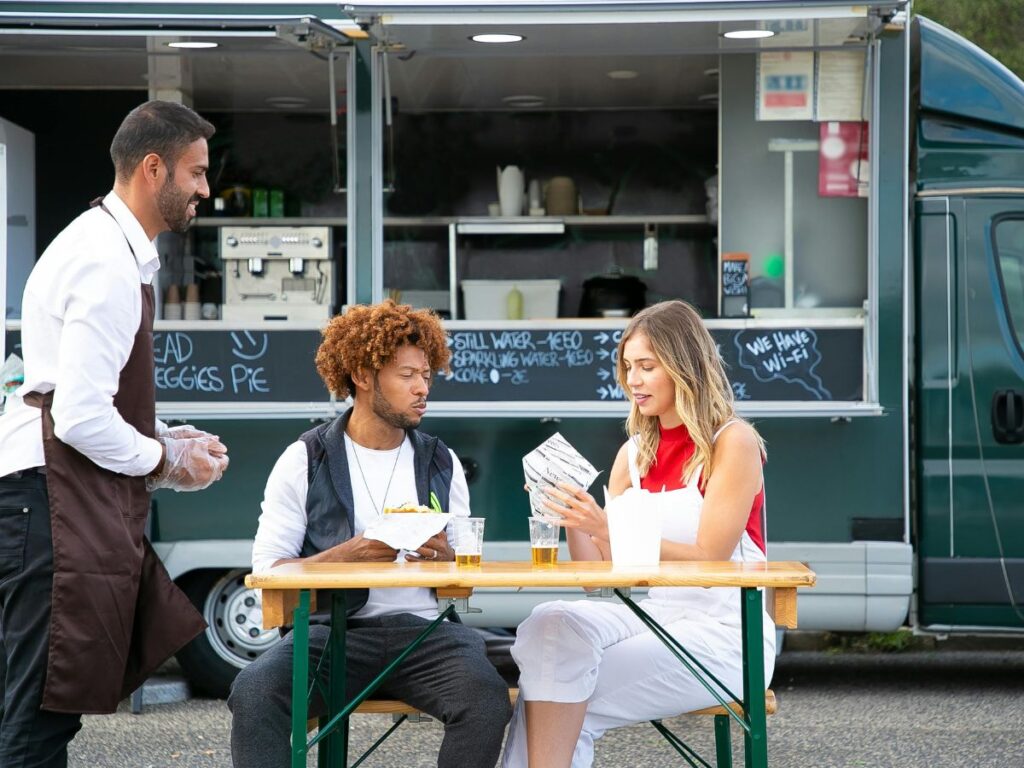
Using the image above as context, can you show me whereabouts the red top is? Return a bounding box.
[639,423,766,554]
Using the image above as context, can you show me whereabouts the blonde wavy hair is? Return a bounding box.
[616,300,765,490]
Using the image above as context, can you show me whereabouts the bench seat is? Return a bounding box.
[345,688,777,718]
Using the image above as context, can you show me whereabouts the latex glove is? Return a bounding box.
[154,422,227,456]
[147,436,229,493]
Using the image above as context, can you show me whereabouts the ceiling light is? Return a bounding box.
[471,33,524,44]
[722,29,775,40]
[265,96,310,109]
[607,69,638,80]
[165,41,218,49]
[502,94,545,108]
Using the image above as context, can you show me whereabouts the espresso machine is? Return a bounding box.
[220,226,334,322]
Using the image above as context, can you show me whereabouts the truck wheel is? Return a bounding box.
[175,569,281,698]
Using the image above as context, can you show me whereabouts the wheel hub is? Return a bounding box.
[203,570,280,669]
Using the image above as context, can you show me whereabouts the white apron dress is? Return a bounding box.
[501,421,775,768]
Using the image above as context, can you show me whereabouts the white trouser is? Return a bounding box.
[501,598,775,768]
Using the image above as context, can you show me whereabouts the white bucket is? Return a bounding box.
[606,489,662,567]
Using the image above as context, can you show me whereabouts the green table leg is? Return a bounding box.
[291,590,311,768]
[714,714,733,768]
[325,592,348,767]
[740,587,767,768]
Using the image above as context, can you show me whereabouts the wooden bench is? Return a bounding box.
[312,689,777,768]
[316,585,792,765]
[345,688,778,719]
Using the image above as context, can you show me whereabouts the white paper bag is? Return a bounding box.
[362,513,452,551]
[523,432,600,519]
[605,487,662,567]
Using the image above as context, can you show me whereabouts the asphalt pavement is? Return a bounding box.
[68,648,1024,767]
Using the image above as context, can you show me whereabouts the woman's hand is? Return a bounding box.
[544,482,609,542]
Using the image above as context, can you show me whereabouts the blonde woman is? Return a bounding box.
[502,300,773,768]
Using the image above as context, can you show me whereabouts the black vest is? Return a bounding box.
[298,408,454,619]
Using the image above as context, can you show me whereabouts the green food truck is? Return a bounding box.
[1,0,1022,697]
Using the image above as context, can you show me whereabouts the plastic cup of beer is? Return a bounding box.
[453,517,485,567]
[529,518,559,566]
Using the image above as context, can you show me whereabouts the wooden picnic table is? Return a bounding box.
[248,560,816,768]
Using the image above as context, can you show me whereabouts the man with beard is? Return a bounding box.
[0,100,230,766]
[228,300,512,768]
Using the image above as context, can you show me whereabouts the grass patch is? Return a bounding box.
[822,630,917,653]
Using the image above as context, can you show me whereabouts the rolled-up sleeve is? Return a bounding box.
[49,241,162,476]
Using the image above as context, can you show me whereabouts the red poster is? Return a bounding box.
[819,121,869,198]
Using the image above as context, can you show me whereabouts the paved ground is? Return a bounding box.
[69,649,1024,767]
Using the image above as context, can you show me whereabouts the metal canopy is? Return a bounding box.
[0,6,356,112]
[345,0,907,22]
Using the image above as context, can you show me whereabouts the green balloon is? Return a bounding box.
[764,253,784,279]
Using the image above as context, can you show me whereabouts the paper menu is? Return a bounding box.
[522,432,600,518]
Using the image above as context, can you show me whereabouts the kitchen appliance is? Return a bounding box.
[578,272,646,318]
[220,226,333,322]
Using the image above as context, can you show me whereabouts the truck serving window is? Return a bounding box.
[993,217,1024,360]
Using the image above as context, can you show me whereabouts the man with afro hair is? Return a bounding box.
[228,300,512,767]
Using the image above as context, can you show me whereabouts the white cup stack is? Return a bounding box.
[163,284,182,320]
[183,284,201,321]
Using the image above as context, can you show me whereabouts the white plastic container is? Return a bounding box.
[461,279,561,320]
[606,488,664,568]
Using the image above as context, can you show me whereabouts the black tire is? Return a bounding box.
[175,569,281,698]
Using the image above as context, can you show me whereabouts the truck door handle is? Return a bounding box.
[992,389,1024,444]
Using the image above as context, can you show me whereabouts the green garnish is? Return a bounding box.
[429,491,445,514]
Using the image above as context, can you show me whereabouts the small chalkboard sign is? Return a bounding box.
[722,259,748,296]
[721,253,750,317]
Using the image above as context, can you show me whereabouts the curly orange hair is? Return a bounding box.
[315,300,451,398]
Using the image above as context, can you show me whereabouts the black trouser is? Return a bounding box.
[0,470,82,768]
[228,613,513,768]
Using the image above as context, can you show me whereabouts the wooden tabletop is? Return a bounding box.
[246,560,816,591]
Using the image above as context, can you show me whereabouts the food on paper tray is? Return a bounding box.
[366,505,452,550]
[383,503,435,514]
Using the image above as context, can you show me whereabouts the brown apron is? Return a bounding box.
[24,202,206,713]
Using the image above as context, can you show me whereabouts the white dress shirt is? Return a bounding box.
[0,191,164,479]
[252,435,471,619]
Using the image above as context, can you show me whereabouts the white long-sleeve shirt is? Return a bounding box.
[0,191,164,479]
[252,435,471,619]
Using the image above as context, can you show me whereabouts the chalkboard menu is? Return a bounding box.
[723,327,861,401]
[4,323,863,406]
[434,325,862,403]
[4,327,327,406]
[152,329,327,402]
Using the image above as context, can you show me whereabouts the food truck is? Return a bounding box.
[2,0,1022,696]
